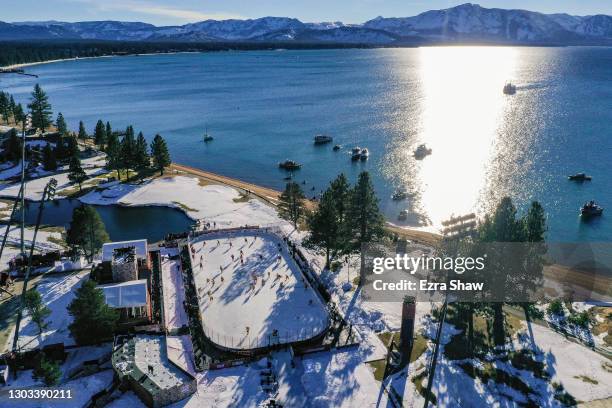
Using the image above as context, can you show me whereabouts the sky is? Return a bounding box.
[1,0,611,25]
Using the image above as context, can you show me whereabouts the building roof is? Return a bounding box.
[112,335,194,398]
[102,239,148,262]
[98,279,148,308]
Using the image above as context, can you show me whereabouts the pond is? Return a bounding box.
[22,199,194,243]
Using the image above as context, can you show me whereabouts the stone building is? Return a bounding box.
[112,334,196,407]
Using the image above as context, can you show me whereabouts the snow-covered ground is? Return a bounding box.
[0,370,114,408]
[80,175,281,226]
[160,247,188,331]
[14,271,88,351]
[190,230,329,350]
[0,154,108,200]
[0,167,108,200]
[0,225,65,270]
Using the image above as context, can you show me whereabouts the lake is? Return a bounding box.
[22,199,194,242]
[2,47,611,242]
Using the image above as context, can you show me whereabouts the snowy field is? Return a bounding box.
[160,247,189,331]
[80,175,281,227]
[190,230,329,350]
[14,271,88,351]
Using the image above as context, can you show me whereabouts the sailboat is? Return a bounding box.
[203,127,213,142]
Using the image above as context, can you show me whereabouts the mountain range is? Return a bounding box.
[2,3,611,45]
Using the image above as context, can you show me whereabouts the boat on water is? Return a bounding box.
[580,201,603,217]
[351,147,362,161]
[568,173,592,181]
[392,190,408,201]
[279,160,302,171]
[333,144,342,151]
[360,148,369,160]
[398,210,409,221]
[314,135,333,145]
[203,128,213,142]
[503,82,517,95]
[413,144,432,159]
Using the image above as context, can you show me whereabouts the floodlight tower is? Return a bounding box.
[11,178,58,352]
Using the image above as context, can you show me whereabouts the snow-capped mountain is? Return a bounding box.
[363,3,581,42]
[2,4,611,44]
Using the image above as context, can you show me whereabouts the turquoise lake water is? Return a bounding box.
[2,47,611,242]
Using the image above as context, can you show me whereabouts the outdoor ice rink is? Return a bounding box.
[190,229,329,350]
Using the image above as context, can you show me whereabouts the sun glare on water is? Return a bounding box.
[395,46,519,228]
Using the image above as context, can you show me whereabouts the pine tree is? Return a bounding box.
[8,95,16,119]
[55,112,68,136]
[150,134,171,175]
[278,182,306,227]
[121,125,136,178]
[134,131,150,173]
[68,156,87,191]
[5,129,22,163]
[349,172,384,277]
[77,120,87,139]
[32,355,62,386]
[476,197,523,346]
[66,135,79,160]
[13,103,25,124]
[105,132,121,179]
[66,205,109,260]
[67,279,118,345]
[24,288,51,334]
[307,189,338,268]
[306,174,352,268]
[28,84,52,132]
[0,92,8,124]
[42,143,57,171]
[93,119,106,147]
[105,121,112,142]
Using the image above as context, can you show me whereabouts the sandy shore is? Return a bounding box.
[170,162,443,245]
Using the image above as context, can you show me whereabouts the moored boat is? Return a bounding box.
[203,127,213,142]
[360,148,369,160]
[351,147,362,161]
[279,160,302,170]
[392,190,408,201]
[503,82,517,95]
[580,201,603,217]
[568,173,592,181]
[314,135,333,145]
[398,210,409,221]
[413,144,432,159]
[333,144,341,151]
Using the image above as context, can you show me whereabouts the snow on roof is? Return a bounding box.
[98,279,148,308]
[112,334,195,398]
[102,239,148,262]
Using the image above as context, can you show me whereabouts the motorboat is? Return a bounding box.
[314,135,333,145]
[580,201,603,217]
[398,210,409,221]
[279,160,302,170]
[568,173,592,181]
[351,147,362,161]
[413,144,432,159]
[333,144,342,151]
[360,148,369,160]
[392,190,408,201]
[503,82,517,95]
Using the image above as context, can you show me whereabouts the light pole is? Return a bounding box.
[12,178,58,353]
